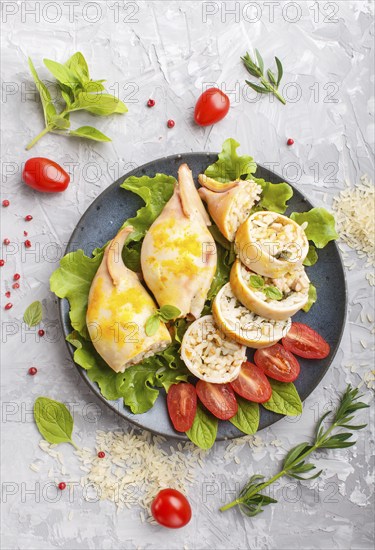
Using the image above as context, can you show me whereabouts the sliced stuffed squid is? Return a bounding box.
[230,259,310,321]
[235,211,309,278]
[180,315,246,383]
[86,226,171,373]
[212,283,291,349]
[198,174,262,242]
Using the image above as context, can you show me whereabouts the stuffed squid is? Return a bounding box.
[86,226,171,373]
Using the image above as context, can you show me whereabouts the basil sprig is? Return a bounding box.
[145,305,181,336]
[26,52,127,149]
[249,275,283,301]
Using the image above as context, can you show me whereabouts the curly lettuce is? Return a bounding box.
[205,138,257,182]
[290,207,338,249]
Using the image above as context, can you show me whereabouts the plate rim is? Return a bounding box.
[58,151,348,441]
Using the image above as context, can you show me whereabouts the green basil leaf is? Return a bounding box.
[64,52,90,83]
[69,126,111,142]
[43,58,81,89]
[303,245,318,267]
[51,115,70,129]
[229,398,260,435]
[71,92,127,116]
[290,208,338,249]
[34,397,77,447]
[302,283,317,313]
[263,286,283,301]
[204,138,257,182]
[145,314,160,336]
[159,305,181,321]
[23,301,43,327]
[28,57,56,124]
[84,80,106,93]
[186,403,218,449]
[262,380,303,416]
[249,274,264,289]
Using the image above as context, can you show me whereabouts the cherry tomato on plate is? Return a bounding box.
[151,488,192,529]
[23,157,70,193]
[196,381,238,420]
[167,382,197,432]
[194,88,230,126]
[254,344,300,383]
[230,361,272,403]
[282,323,330,359]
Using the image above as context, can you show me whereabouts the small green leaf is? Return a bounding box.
[255,49,264,74]
[303,245,318,267]
[23,301,43,327]
[34,397,77,448]
[229,398,259,435]
[302,283,317,313]
[28,57,56,124]
[43,58,81,89]
[186,403,218,450]
[64,51,90,83]
[51,115,70,129]
[145,314,160,336]
[263,286,283,301]
[71,92,127,116]
[267,69,276,86]
[159,305,181,321]
[69,126,111,142]
[275,57,283,87]
[249,274,264,289]
[262,380,303,416]
[246,81,270,95]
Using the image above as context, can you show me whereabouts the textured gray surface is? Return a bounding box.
[1,1,374,549]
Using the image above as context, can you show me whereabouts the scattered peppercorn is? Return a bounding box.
[24,240,32,248]
[5,303,13,310]
[12,282,20,289]
[0,259,5,267]
[5,291,11,298]
[3,238,10,245]
[147,99,155,107]
[24,231,28,237]
[167,119,175,128]
[28,367,37,375]
[287,138,294,146]
[13,273,20,281]
[2,200,10,207]
[98,451,106,458]
[58,482,66,490]
[38,329,45,337]
[25,215,33,221]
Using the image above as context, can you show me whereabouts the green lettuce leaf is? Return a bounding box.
[204,138,257,182]
[253,176,293,214]
[66,331,190,413]
[302,283,317,313]
[50,250,103,339]
[303,245,318,267]
[290,208,338,248]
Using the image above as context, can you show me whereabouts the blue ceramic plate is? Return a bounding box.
[59,153,347,440]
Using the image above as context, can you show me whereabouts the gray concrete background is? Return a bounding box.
[1,1,374,549]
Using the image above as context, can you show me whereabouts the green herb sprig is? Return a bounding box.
[249,275,283,301]
[145,305,181,336]
[242,49,286,105]
[220,385,368,517]
[26,52,127,149]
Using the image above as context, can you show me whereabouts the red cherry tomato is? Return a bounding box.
[282,323,330,359]
[167,383,197,432]
[194,88,230,126]
[23,158,70,193]
[230,361,272,403]
[254,344,300,383]
[196,381,238,420]
[151,488,192,529]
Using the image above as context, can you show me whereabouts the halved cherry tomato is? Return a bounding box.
[23,157,70,193]
[282,323,330,359]
[196,381,238,420]
[194,88,230,126]
[230,361,272,403]
[254,344,300,383]
[151,488,192,529]
[167,383,197,432]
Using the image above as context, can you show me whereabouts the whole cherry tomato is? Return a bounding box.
[194,88,230,126]
[151,488,192,528]
[23,157,70,193]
